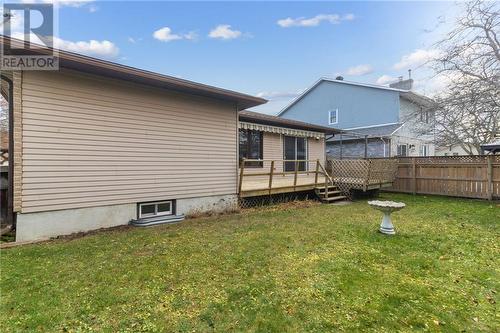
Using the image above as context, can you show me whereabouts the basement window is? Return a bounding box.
[139,201,173,218]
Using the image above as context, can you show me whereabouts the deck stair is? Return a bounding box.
[314,184,347,203]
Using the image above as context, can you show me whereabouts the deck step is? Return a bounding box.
[316,190,342,196]
[320,195,348,202]
[130,214,185,227]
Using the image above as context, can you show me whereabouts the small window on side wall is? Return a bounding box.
[139,201,173,219]
[329,109,338,125]
[397,144,408,157]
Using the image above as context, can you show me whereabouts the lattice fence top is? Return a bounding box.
[397,155,500,164]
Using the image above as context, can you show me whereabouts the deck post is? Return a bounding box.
[412,157,417,195]
[487,155,493,201]
[314,159,320,187]
[293,160,298,191]
[268,160,275,195]
[325,174,329,197]
[238,159,245,195]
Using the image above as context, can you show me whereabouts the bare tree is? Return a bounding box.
[423,1,499,154]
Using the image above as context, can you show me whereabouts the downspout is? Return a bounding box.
[1,74,15,229]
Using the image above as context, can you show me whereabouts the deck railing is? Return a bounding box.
[239,159,332,195]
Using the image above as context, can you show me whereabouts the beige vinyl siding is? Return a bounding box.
[308,137,325,165]
[20,70,237,213]
[13,71,22,212]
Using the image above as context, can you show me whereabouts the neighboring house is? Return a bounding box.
[277,77,436,158]
[1,36,266,241]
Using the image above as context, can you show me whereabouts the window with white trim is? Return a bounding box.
[328,109,338,125]
[139,201,173,218]
[397,144,408,157]
[419,144,429,157]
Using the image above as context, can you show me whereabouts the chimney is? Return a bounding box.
[389,75,413,90]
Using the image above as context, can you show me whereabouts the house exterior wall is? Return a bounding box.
[19,69,238,214]
[435,145,479,156]
[280,80,401,129]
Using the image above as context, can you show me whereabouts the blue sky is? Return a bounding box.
[6,1,461,113]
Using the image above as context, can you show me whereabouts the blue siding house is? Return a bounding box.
[278,79,402,129]
[277,78,435,158]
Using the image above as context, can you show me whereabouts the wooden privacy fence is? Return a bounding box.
[388,155,500,200]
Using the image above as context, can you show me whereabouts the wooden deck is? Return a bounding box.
[238,159,333,198]
[240,174,330,197]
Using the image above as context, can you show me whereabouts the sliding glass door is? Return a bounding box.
[284,136,307,172]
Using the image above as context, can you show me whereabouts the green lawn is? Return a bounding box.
[1,194,499,332]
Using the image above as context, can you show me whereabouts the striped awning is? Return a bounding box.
[239,121,325,138]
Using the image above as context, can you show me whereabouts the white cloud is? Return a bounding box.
[208,24,242,40]
[53,37,119,58]
[153,27,182,42]
[345,64,373,76]
[393,49,442,70]
[343,13,355,21]
[256,91,302,100]
[376,75,398,85]
[11,32,120,59]
[277,13,354,28]
[183,31,198,41]
[21,0,95,8]
[88,4,98,12]
[153,27,197,42]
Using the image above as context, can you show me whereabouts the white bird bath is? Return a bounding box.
[368,200,406,235]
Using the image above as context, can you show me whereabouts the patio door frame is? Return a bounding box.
[283,135,308,172]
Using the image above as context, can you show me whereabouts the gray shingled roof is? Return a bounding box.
[481,138,500,152]
[400,91,436,108]
[328,123,403,141]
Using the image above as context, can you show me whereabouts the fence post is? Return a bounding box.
[268,160,275,195]
[364,135,368,159]
[339,134,343,159]
[412,157,417,195]
[238,159,245,194]
[487,155,493,201]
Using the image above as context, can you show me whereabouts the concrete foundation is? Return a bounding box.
[177,194,238,216]
[15,194,238,242]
